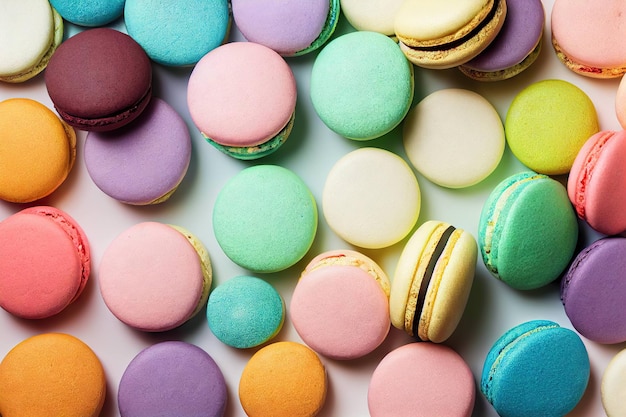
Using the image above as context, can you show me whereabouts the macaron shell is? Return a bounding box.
[601,348,626,417]
[49,0,125,26]
[340,0,404,35]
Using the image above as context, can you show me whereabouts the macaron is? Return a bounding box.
[212,165,317,273]
[0,333,106,417]
[552,0,626,78]
[459,0,545,81]
[481,320,590,417]
[289,249,390,360]
[403,88,505,188]
[239,341,327,417]
[394,0,507,69]
[48,0,124,26]
[310,31,414,140]
[206,275,285,349]
[390,220,477,343]
[118,341,227,417]
[187,42,296,159]
[567,130,626,236]
[0,98,76,203]
[0,0,63,83]
[322,147,420,249]
[0,206,90,319]
[124,0,230,66]
[368,343,475,417]
[478,171,579,290]
[232,0,339,56]
[84,97,191,205]
[340,0,404,36]
[601,348,626,417]
[45,28,153,132]
[99,222,212,332]
[505,79,599,175]
[561,237,626,344]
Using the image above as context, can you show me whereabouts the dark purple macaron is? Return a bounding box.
[45,28,152,131]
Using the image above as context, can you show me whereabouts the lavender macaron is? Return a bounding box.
[118,341,227,417]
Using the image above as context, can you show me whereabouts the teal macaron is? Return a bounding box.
[49,0,124,27]
[310,30,414,140]
[478,171,578,290]
[481,320,590,417]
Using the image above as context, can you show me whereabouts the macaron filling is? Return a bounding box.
[294,0,340,56]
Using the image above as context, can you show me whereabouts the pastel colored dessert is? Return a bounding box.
[0,206,90,319]
[552,0,626,78]
[0,98,76,203]
[567,130,626,235]
[481,320,590,417]
[310,31,414,140]
[45,28,153,131]
[0,0,63,83]
[207,275,285,349]
[99,222,212,332]
[340,0,404,35]
[602,348,626,417]
[394,0,507,69]
[322,147,420,249]
[118,341,227,417]
[84,98,191,205]
[0,333,106,417]
[124,0,230,66]
[403,88,505,188]
[561,237,626,344]
[187,42,296,159]
[459,0,545,81]
[232,0,339,56]
[212,165,317,273]
[368,343,475,417]
[290,250,391,360]
[48,0,124,26]
[239,341,327,417]
[390,220,477,342]
[478,171,578,290]
[505,79,599,175]
[616,75,626,129]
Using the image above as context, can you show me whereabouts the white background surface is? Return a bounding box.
[1,1,624,416]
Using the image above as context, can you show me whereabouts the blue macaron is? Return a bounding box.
[49,0,125,27]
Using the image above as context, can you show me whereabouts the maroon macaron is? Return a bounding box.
[45,28,152,132]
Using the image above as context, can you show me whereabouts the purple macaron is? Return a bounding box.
[84,97,191,205]
[118,341,227,417]
[561,237,626,344]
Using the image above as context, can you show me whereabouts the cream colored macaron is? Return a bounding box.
[340,0,404,36]
[602,348,626,417]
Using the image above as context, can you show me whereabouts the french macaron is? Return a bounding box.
[239,341,327,417]
[84,97,191,205]
[394,0,507,69]
[212,165,317,273]
[478,171,578,290]
[0,333,106,417]
[552,0,626,78]
[290,250,390,360]
[232,0,339,57]
[187,42,296,159]
[99,222,212,332]
[45,28,153,132]
[403,88,505,188]
[322,147,420,249]
[118,341,227,417]
[505,79,599,175]
[48,0,124,27]
[0,98,76,203]
[602,348,626,417]
[561,237,626,344]
[0,0,63,83]
[0,206,90,319]
[567,130,626,235]
[340,0,404,36]
[124,0,230,66]
[390,220,477,343]
[368,343,475,417]
[616,75,626,129]
[481,320,590,417]
[206,275,285,349]
[310,31,413,141]
[459,0,545,81]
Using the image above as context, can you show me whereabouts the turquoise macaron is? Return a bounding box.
[477,171,578,290]
[481,320,590,417]
[48,0,125,27]
[206,276,285,349]
[310,30,414,140]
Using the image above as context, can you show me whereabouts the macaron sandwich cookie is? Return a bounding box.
[602,348,626,417]
[49,0,125,27]
[394,0,507,69]
[390,221,477,343]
